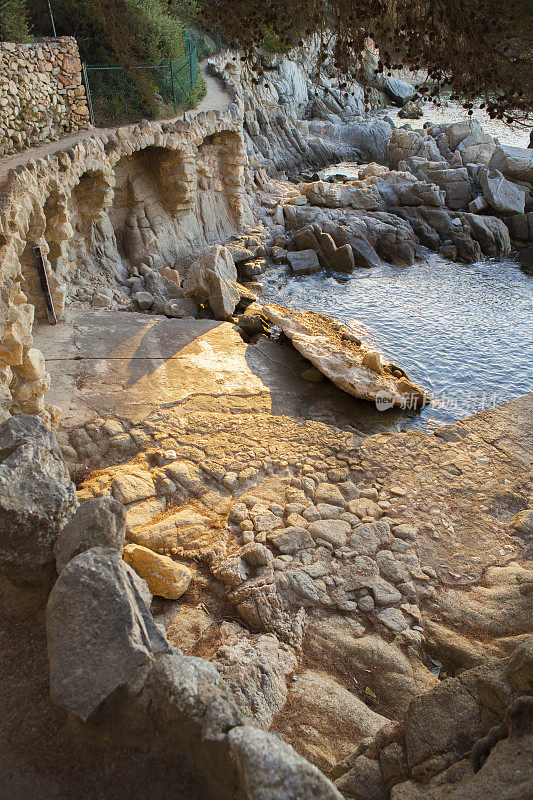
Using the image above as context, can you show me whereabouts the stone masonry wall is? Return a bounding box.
[0,37,90,156]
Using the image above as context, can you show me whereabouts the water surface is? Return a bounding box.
[259,253,533,430]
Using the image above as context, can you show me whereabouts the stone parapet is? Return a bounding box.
[0,37,91,156]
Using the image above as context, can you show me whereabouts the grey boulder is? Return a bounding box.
[183,245,240,320]
[287,249,322,275]
[479,167,526,215]
[46,547,171,721]
[228,725,344,799]
[0,414,77,585]
[54,497,126,573]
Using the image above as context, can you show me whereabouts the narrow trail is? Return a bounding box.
[0,60,232,195]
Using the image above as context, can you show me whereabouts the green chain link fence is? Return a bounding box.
[83,38,199,127]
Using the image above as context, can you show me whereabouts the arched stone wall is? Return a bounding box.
[0,109,250,424]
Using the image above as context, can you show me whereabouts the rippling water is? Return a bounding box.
[259,254,533,430]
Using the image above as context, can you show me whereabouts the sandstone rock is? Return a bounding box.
[0,414,77,585]
[511,509,533,539]
[347,498,383,519]
[54,497,126,573]
[228,725,344,800]
[123,543,192,599]
[269,526,315,553]
[315,482,345,506]
[264,305,429,409]
[184,245,240,320]
[308,519,351,548]
[479,168,526,215]
[287,249,322,275]
[110,469,156,504]
[47,547,171,721]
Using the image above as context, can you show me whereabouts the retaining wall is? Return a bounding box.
[0,36,90,156]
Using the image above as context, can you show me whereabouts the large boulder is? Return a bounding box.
[287,249,322,275]
[183,245,240,320]
[489,145,533,185]
[0,414,77,585]
[479,167,526,215]
[382,77,418,106]
[46,547,171,721]
[54,497,126,573]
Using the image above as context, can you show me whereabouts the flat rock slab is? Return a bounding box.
[34,310,396,432]
[264,304,429,409]
[34,311,270,426]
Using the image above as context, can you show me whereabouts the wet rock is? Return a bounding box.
[184,245,240,320]
[0,414,77,585]
[47,547,171,721]
[329,243,356,272]
[54,497,126,573]
[287,249,322,275]
[123,543,192,599]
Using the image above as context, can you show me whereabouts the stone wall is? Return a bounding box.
[0,108,251,426]
[0,37,90,156]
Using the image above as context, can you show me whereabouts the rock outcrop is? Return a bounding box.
[0,414,77,585]
[333,638,533,800]
[264,304,428,408]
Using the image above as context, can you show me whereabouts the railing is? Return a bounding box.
[82,38,199,127]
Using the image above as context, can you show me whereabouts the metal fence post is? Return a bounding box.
[82,63,95,127]
[188,40,194,91]
[169,61,178,114]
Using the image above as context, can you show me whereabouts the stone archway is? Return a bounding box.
[109,145,194,270]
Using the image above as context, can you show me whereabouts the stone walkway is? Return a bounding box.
[0,60,232,194]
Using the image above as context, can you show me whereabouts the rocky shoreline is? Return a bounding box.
[0,42,532,800]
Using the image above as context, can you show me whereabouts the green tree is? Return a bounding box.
[0,0,32,41]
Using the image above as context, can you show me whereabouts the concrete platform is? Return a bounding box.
[34,310,391,430]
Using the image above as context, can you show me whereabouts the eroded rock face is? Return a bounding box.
[184,245,240,320]
[46,547,171,721]
[333,638,533,800]
[264,304,429,409]
[54,496,126,573]
[0,414,77,585]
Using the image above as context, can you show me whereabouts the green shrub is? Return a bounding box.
[0,0,32,41]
